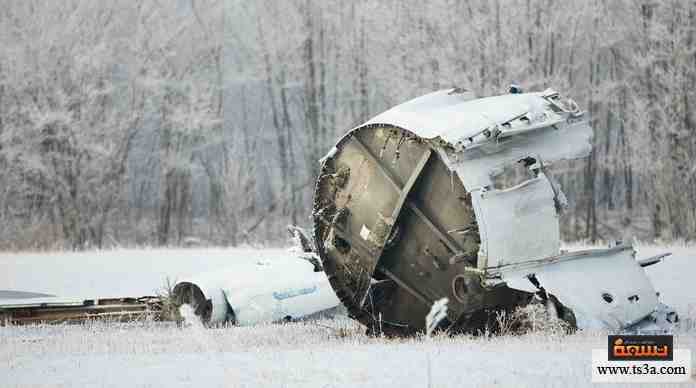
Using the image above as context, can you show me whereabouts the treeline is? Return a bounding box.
[0,0,694,250]
[0,0,224,249]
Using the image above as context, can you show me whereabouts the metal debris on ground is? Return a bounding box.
[312,87,676,336]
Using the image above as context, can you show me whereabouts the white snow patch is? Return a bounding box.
[0,245,694,387]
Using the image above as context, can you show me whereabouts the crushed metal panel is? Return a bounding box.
[492,246,659,330]
[444,120,592,191]
[364,88,592,192]
[314,86,675,335]
[365,89,542,143]
[472,174,560,269]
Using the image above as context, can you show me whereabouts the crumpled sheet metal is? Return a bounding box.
[173,257,340,325]
[364,88,592,191]
[492,246,660,330]
[351,87,672,331]
[360,87,589,269]
[444,119,592,190]
[366,88,543,144]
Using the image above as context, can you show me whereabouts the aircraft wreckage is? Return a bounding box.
[0,237,340,326]
[170,231,341,326]
[312,86,677,335]
[1,87,677,335]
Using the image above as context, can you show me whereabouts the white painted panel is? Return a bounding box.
[473,175,560,269]
[498,247,659,330]
[175,257,340,325]
[447,120,592,190]
[226,273,339,325]
[364,89,551,143]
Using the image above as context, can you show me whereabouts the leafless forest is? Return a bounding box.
[0,0,694,250]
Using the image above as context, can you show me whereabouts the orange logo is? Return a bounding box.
[608,335,673,361]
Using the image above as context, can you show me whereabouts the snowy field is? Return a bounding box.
[1,244,695,387]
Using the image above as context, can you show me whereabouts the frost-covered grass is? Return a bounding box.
[2,318,694,388]
[1,245,695,387]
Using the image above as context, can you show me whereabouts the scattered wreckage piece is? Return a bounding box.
[0,296,163,325]
[171,234,341,326]
[490,244,678,331]
[2,234,341,327]
[312,87,676,335]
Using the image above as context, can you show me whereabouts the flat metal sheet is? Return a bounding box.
[473,174,560,269]
[0,296,88,308]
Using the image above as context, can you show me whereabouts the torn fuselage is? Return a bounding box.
[313,87,674,334]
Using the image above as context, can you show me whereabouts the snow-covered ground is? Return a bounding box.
[1,244,695,387]
[0,247,293,300]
